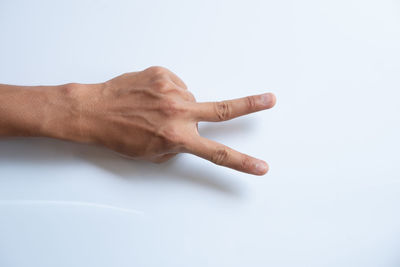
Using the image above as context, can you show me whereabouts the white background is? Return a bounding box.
[1,0,400,266]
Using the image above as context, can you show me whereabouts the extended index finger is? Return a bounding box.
[192,92,276,122]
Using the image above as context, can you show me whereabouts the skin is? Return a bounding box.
[0,66,276,175]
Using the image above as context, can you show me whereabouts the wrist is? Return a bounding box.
[40,83,103,143]
[0,82,102,143]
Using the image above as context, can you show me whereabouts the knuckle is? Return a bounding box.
[184,91,196,102]
[146,66,167,75]
[171,89,195,102]
[211,147,229,166]
[240,156,252,171]
[214,101,231,121]
[161,98,178,114]
[158,126,184,147]
[151,79,171,92]
[246,95,257,110]
[160,98,187,116]
[148,66,171,81]
[168,88,184,95]
[180,82,188,90]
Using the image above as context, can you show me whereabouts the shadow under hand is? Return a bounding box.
[78,145,244,197]
[0,137,245,197]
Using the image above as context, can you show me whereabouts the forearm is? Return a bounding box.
[0,83,90,142]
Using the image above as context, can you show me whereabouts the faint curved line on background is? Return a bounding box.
[0,200,143,215]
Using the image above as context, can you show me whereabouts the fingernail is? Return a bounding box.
[254,161,268,175]
[260,93,274,107]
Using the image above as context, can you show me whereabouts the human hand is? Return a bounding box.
[63,67,276,175]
